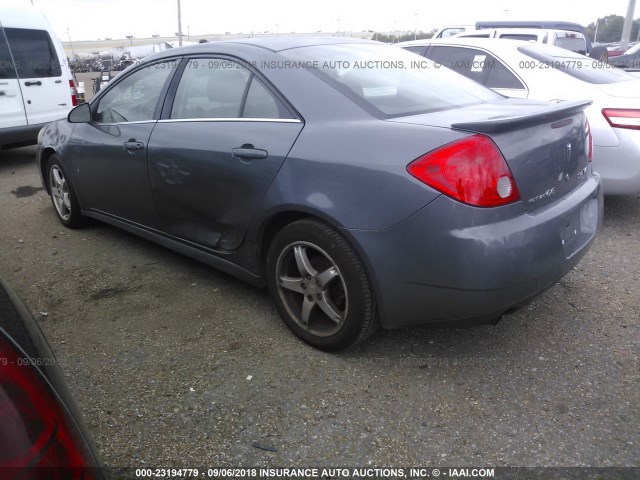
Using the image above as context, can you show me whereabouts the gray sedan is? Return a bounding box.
[37,37,602,350]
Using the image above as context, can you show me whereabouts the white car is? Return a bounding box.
[397,38,640,195]
[0,1,76,149]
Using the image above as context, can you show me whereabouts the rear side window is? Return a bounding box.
[0,30,17,79]
[485,59,525,89]
[402,46,427,56]
[427,46,491,84]
[170,58,295,120]
[3,28,62,78]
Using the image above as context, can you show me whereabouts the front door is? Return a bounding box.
[68,60,177,228]
[0,28,26,130]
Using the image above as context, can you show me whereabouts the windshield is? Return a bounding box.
[281,44,500,118]
[518,44,635,84]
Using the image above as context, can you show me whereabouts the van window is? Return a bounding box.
[4,28,62,78]
[0,31,17,79]
[498,34,538,42]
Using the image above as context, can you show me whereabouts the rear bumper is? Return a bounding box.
[0,123,48,148]
[349,175,603,329]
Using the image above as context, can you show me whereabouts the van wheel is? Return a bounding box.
[47,155,85,228]
[266,219,378,351]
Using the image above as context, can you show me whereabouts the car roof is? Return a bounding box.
[185,35,377,53]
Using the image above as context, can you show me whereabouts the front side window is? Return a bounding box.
[95,61,176,123]
[0,30,16,79]
[3,28,61,78]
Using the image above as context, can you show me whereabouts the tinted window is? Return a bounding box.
[171,59,251,119]
[554,36,587,54]
[498,34,538,42]
[518,45,635,84]
[439,28,466,38]
[485,58,525,89]
[427,46,491,84]
[96,61,176,123]
[401,46,427,55]
[0,30,16,79]
[282,44,499,118]
[4,28,61,78]
[242,77,293,119]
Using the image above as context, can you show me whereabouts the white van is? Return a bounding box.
[0,1,76,149]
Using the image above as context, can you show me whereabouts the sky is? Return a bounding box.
[29,0,638,42]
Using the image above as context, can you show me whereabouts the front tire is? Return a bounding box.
[266,219,377,351]
[47,155,85,228]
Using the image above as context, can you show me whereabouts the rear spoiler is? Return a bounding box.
[451,100,592,133]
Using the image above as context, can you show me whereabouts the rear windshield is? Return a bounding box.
[518,45,634,84]
[554,36,587,54]
[3,28,62,78]
[281,44,499,118]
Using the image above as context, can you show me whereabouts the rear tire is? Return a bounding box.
[47,155,85,228]
[266,219,378,351]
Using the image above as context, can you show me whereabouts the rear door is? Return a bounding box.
[0,27,26,129]
[148,57,304,251]
[3,27,71,125]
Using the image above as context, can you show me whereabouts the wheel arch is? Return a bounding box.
[256,208,383,325]
[39,147,58,194]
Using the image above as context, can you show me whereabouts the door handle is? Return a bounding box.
[232,146,268,160]
[24,81,42,87]
[123,140,145,151]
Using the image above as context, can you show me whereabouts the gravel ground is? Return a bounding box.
[0,146,638,468]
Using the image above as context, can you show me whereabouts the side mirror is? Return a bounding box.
[68,103,91,123]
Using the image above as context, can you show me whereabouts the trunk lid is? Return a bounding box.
[389,99,591,212]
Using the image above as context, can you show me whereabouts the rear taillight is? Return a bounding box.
[602,108,640,130]
[0,338,94,479]
[585,118,593,162]
[407,134,520,207]
[69,80,77,107]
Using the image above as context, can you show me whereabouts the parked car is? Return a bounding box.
[432,21,608,62]
[0,275,103,478]
[37,37,602,350]
[609,43,640,71]
[454,28,589,56]
[0,1,76,149]
[474,21,609,62]
[397,38,640,196]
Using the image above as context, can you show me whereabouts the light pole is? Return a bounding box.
[177,0,183,47]
[620,0,637,50]
[66,28,75,58]
[187,25,190,41]
[413,13,418,40]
